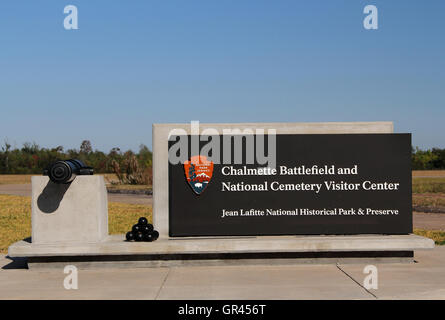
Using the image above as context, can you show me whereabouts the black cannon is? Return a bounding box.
[43,159,93,184]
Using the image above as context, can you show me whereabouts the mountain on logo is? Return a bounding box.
[196,172,210,179]
[184,155,214,195]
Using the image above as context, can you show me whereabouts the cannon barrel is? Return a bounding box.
[43,159,93,184]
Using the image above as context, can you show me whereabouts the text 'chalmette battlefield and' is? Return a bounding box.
[221,165,358,176]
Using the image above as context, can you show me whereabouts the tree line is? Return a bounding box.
[0,142,444,174]
[0,141,152,184]
[411,147,445,170]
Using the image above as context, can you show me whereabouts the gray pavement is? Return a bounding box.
[0,184,152,206]
[1,247,445,299]
[0,184,30,197]
[413,212,445,230]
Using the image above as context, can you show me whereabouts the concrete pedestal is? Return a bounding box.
[31,176,108,244]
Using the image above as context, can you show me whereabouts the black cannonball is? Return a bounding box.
[143,233,154,242]
[138,217,148,225]
[151,230,159,241]
[132,224,142,233]
[134,232,144,242]
[126,231,134,241]
[141,224,154,234]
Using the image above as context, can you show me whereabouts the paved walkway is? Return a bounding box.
[413,212,445,230]
[0,184,30,197]
[0,184,152,206]
[1,247,445,299]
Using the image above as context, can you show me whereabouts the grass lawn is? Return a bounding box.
[0,194,152,254]
[413,193,445,208]
[414,229,445,245]
[412,178,445,193]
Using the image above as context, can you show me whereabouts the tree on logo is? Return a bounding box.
[189,164,197,182]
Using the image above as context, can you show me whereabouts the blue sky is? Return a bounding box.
[0,0,444,152]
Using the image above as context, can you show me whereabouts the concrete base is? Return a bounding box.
[8,234,434,268]
[31,176,108,244]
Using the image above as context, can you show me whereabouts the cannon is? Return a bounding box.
[43,159,93,184]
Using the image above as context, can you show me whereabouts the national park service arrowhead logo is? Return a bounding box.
[184,155,213,195]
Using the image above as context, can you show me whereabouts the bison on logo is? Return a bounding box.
[184,155,214,195]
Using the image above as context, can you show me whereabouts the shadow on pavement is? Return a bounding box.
[2,237,31,269]
[2,256,28,270]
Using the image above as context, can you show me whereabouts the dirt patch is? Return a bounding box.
[107,188,152,195]
[413,170,445,178]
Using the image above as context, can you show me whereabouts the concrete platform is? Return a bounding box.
[8,234,434,268]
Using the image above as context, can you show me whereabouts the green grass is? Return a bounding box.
[0,195,30,254]
[414,229,445,245]
[412,178,445,193]
[0,194,152,254]
[108,201,152,234]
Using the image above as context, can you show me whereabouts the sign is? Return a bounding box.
[168,134,412,237]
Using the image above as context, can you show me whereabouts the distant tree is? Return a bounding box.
[21,142,39,154]
[432,148,445,169]
[51,146,64,153]
[109,147,121,157]
[1,141,11,173]
[412,147,440,170]
[80,140,93,154]
[138,144,152,167]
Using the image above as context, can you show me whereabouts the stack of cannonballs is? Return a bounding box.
[126,217,159,242]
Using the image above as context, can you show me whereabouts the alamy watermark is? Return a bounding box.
[63,5,78,30]
[62,4,378,31]
[63,265,78,290]
[363,5,378,30]
[363,265,378,290]
[168,121,277,168]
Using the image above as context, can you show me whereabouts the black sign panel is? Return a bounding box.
[168,134,412,236]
